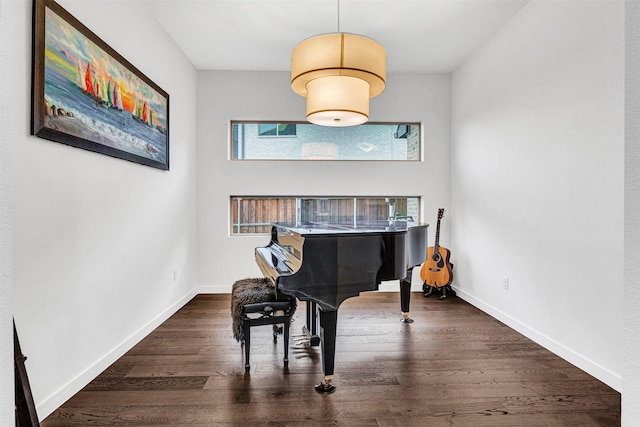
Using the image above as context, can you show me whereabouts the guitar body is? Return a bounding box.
[420,245,453,288]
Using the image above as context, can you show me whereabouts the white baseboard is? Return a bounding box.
[453,287,622,392]
[377,267,425,293]
[376,281,423,292]
[199,282,424,295]
[199,282,424,294]
[36,288,198,420]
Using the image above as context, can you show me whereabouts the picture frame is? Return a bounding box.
[31,0,170,170]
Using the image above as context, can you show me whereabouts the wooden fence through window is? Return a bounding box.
[231,197,408,234]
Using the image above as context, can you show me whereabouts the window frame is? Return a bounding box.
[230,121,422,161]
[230,196,421,235]
[257,123,297,137]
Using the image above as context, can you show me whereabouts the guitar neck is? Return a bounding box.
[434,219,441,251]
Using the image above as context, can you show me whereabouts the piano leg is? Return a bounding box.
[399,273,414,323]
[315,308,337,394]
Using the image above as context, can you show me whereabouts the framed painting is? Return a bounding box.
[31,0,170,170]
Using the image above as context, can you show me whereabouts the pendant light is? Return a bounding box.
[290,1,386,127]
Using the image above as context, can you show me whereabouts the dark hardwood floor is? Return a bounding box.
[42,292,620,426]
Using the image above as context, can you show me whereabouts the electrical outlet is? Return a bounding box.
[502,276,509,291]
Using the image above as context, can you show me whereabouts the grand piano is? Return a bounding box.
[255,220,428,393]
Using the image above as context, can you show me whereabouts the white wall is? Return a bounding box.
[0,0,15,424]
[451,0,624,390]
[4,0,198,420]
[196,71,451,293]
[623,0,640,423]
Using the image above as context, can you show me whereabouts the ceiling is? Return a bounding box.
[150,0,529,74]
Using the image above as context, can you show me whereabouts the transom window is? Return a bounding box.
[258,123,297,137]
[231,196,420,235]
[231,121,420,161]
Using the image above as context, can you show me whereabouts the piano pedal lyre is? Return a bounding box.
[292,333,308,343]
[291,300,321,347]
[292,329,321,347]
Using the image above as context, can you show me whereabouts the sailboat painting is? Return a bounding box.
[31,0,169,170]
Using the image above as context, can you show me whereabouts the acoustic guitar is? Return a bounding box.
[420,208,453,288]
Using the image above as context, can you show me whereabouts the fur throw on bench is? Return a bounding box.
[230,277,296,342]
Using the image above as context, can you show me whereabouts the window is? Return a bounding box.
[231,121,420,161]
[258,123,297,137]
[231,196,420,235]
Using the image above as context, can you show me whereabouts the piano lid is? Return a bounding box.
[256,221,429,311]
[272,220,414,237]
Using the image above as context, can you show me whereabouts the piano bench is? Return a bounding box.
[230,277,296,373]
